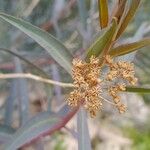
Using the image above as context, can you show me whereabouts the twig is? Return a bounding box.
[0,73,74,88]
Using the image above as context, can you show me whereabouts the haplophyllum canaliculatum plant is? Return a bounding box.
[0,0,150,149]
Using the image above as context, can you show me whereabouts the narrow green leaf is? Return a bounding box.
[98,0,109,29]
[0,13,73,74]
[116,0,141,39]
[126,87,150,94]
[3,105,78,150]
[4,112,59,150]
[109,38,150,57]
[85,18,118,61]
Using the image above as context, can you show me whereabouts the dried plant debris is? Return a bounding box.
[67,55,137,117]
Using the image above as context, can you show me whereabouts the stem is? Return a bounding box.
[0,73,74,88]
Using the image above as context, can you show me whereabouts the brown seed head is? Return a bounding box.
[67,55,137,117]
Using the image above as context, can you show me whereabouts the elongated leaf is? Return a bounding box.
[4,105,78,150]
[0,13,73,74]
[4,112,59,150]
[109,38,150,57]
[98,0,109,29]
[77,108,91,150]
[126,87,150,94]
[86,18,117,61]
[116,0,141,39]
[114,0,127,23]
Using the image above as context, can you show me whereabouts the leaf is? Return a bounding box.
[114,0,127,23]
[4,105,78,150]
[4,112,60,150]
[126,87,150,94]
[98,0,109,29]
[109,38,150,57]
[116,0,141,39]
[85,18,118,61]
[77,108,91,150]
[0,13,73,74]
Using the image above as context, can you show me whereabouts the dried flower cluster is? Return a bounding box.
[105,55,137,85]
[67,56,102,117]
[105,55,138,114]
[67,55,137,117]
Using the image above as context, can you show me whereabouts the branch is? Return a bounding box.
[0,73,74,88]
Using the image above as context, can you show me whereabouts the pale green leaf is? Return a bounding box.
[3,105,78,150]
[4,112,59,150]
[86,18,118,61]
[0,13,73,74]
[109,38,150,57]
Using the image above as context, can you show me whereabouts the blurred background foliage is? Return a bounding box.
[0,0,150,150]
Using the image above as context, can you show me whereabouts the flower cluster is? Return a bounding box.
[108,84,126,113]
[67,57,102,117]
[105,55,137,85]
[67,55,137,117]
[105,55,137,113]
